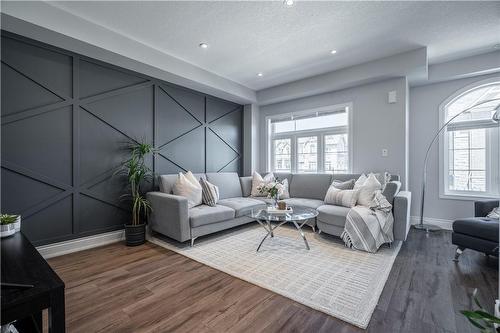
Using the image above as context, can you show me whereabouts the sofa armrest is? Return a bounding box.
[147,192,190,242]
[474,200,499,218]
[393,191,411,241]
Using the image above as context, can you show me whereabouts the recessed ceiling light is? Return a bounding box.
[330,50,337,55]
[257,72,264,77]
[283,0,294,6]
[199,43,209,49]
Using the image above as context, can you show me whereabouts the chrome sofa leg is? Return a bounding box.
[311,225,316,233]
[453,247,465,262]
[318,229,322,235]
[190,237,198,247]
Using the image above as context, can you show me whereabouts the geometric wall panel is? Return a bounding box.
[79,108,131,186]
[83,86,154,143]
[157,87,201,145]
[1,32,243,246]
[21,196,73,244]
[209,106,243,151]
[1,63,63,116]
[219,158,241,173]
[206,96,240,122]
[156,155,185,176]
[79,195,129,233]
[159,127,205,173]
[206,130,239,173]
[1,36,73,98]
[160,84,205,123]
[1,168,64,214]
[79,59,147,99]
[1,106,73,185]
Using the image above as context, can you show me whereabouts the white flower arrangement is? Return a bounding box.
[257,178,285,199]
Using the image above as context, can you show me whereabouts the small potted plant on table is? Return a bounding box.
[1,214,20,238]
[116,141,154,246]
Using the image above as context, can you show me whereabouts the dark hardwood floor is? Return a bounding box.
[47,229,498,332]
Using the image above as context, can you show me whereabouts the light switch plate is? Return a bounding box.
[388,91,397,104]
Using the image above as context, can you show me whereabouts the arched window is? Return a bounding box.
[441,80,500,198]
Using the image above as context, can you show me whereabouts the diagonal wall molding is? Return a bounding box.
[1,31,243,246]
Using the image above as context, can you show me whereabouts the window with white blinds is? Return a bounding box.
[442,82,500,198]
[267,105,351,174]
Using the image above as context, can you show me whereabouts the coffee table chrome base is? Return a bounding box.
[256,219,310,252]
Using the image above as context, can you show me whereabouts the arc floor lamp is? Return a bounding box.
[416,97,500,232]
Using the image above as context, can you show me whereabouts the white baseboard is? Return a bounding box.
[410,216,453,231]
[36,230,125,259]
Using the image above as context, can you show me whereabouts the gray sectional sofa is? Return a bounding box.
[147,172,411,246]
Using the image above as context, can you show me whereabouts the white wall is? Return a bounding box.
[259,77,409,188]
[409,73,500,221]
[243,104,260,176]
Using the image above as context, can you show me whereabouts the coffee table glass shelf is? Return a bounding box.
[244,206,318,252]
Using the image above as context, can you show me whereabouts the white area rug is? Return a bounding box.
[150,224,401,329]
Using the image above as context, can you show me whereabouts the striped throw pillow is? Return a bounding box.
[200,178,219,207]
[324,185,359,208]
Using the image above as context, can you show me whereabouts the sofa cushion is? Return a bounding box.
[189,205,235,228]
[206,172,243,199]
[240,176,253,197]
[283,198,324,209]
[218,197,266,217]
[317,205,351,227]
[159,173,206,194]
[289,174,332,200]
[453,218,499,243]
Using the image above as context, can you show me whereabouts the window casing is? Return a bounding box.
[267,104,352,174]
[440,80,500,200]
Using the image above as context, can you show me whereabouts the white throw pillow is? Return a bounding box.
[172,172,202,208]
[356,173,382,207]
[251,171,275,197]
[354,173,367,189]
[184,171,200,188]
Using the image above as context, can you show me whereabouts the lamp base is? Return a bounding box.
[413,223,441,232]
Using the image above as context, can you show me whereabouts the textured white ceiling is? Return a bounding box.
[48,1,500,90]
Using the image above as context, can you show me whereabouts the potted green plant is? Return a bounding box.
[0,214,20,238]
[461,288,500,332]
[116,140,154,246]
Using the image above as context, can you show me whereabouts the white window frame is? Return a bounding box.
[439,78,500,201]
[266,103,353,174]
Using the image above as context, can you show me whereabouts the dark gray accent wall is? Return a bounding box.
[1,32,243,246]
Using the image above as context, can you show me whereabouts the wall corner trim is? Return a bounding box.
[36,230,125,259]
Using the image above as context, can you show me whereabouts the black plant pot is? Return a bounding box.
[124,223,146,246]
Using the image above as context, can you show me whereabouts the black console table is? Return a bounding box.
[1,232,65,332]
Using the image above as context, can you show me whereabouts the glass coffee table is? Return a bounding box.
[244,206,318,252]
